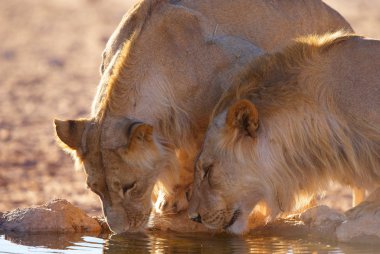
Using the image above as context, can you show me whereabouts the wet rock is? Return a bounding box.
[92,216,112,234]
[4,231,99,249]
[300,205,346,239]
[254,218,309,237]
[336,189,380,243]
[0,199,101,233]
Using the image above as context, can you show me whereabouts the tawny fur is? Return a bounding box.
[55,0,353,233]
[189,32,380,234]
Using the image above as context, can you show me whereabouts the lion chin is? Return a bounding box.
[224,211,250,235]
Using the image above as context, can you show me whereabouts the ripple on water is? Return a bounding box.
[1,232,380,254]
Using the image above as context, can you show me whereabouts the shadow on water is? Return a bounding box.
[1,230,380,254]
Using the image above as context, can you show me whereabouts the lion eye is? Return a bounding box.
[122,181,136,194]
[203,164,213,180]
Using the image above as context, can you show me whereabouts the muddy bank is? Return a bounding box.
[2,199,380,244]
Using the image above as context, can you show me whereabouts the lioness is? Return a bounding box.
[55,0,352,233]
[189,32,380,234]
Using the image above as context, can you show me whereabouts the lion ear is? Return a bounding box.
[54,119,89,151]
[116,122,155,158]
[121,122,153,152]
[226,99,259,137]
[127,122,154,147]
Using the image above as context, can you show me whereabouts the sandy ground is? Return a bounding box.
[0,0,379,216]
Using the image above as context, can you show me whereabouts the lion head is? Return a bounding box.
[188,100,270,234]
[55,117,177,233]
[189,32,380,234]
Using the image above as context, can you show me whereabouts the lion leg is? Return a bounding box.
[155,184,192,213]
[352,187,366,206]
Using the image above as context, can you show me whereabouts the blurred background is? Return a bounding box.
[0,0,379,216]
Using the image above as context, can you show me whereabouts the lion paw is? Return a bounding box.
[155,185,191,214]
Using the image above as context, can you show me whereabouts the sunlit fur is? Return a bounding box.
[55,0,353,233]
[189,31,380,234]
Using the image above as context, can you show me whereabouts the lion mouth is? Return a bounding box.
[223,209,241,229]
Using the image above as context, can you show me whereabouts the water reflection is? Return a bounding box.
[105,232,248,254]
[1,231,380,254]
[3,231,107,249]
[105,232,340,254]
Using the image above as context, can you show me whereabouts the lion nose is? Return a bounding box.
[189,213,202,224]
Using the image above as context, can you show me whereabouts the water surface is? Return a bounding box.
[1,231,379,254]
